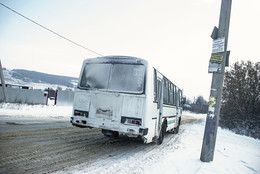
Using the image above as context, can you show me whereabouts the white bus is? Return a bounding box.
[71,56,185,144]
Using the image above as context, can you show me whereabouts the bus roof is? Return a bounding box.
[83,56,148,65]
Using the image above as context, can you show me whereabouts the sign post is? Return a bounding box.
[200,0,232,162]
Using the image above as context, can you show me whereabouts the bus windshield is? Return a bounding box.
[79,63,145,94]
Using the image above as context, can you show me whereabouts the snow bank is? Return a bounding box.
[144,122,260,174]
[62,113,260,174]
[0,103,72,120]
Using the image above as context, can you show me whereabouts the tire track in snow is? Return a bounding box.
[0,114,202,174]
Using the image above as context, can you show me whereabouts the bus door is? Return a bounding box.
[157,79,163,137]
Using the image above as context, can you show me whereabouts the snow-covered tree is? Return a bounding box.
[220,61,260,138]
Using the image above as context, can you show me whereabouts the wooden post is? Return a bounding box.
[54,89,58,105]
[46,88,49,105]
[0,59,9,103]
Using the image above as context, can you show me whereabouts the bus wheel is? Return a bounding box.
[174,118,181,134]
[102,129,119,138]
[112,131,119,137]
[157,122,166,145]
[174,126,179,134]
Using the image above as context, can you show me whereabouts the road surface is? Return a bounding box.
[0,114,202,173]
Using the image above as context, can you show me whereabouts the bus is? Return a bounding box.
[70,56,185,144]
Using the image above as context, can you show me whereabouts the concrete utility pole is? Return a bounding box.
[200,0,232,162]
[0,59,9,103]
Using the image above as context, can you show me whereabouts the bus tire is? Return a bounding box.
[157,121,166,145]
[174,126,179,134]
[102,129,119,138]
[174,118,181,134]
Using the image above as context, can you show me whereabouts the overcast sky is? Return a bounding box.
[0,0,259,100]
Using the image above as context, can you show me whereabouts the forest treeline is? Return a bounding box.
[220,61,260,139]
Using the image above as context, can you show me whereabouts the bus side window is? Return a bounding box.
[174,86,178,106]
[163,79,169,104]
[179,90,182,106]
[169,83,174,105]
[176,89,181,106]
[173,85,176,105]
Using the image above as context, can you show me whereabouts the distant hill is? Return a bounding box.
[2,68,78,90]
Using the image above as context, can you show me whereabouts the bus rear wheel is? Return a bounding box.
[157,122,166,145]
[174,118,181,134]
[102,129,119,138]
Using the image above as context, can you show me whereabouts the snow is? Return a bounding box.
[65,113,259,174]
[0,103,72,120]
[0,105,259,174]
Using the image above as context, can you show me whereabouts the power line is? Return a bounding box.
[0,2,103,56]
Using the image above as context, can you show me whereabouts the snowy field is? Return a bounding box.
[0,103,72,120]
[0,104,259,174]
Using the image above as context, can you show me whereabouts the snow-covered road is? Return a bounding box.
[59,113,260,174]
[0,104,259,174]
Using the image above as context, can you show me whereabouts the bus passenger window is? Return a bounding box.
[169,83,174,105]
[163,79,169,104]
